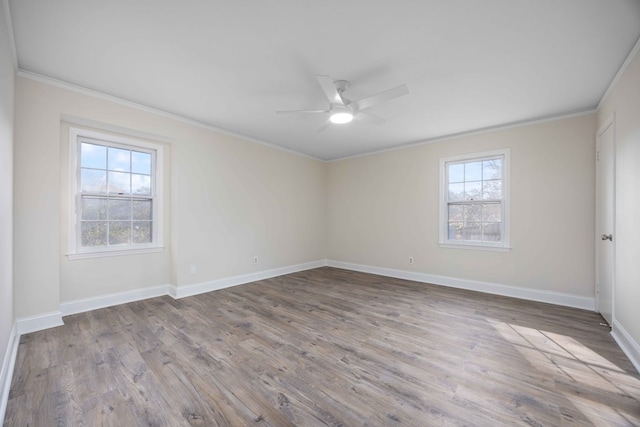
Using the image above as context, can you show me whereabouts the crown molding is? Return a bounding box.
[13,34,638,164]
[597,35,640,111]
[328,107,597,162]
[16,69,324,162]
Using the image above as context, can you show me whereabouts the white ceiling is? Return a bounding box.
[7,1,640,160]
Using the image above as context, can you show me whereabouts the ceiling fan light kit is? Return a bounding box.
[329,110,354,124]
[277,75,409,131]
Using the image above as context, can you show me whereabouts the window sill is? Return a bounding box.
[67,246,164,260]
[439,243,511,253]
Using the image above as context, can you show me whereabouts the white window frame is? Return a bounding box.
[67,127,164,259]
[439,148,510,252]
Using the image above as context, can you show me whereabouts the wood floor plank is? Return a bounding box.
[4,267,640,426]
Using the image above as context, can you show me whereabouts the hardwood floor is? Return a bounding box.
[4,267,640,426]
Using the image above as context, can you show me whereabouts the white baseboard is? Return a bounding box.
[611,319,640,374]
[327,260,596,311]
[15,311,64,335]
[174,260,326,299]
[0,323,19,425]
[58,261,328,315]
[167,284,178,299]
[60,284,172,317]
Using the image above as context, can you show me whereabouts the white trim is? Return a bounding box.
[438,243,510,252]
[61,115,174,144]
[60,260,327,314]
[597,113,615,137]
[15,70,600,165]
[329,109,596,162]
[17,70,323,162]
[67,246,164,260]
[173,260,326,299]
[167,284,178,299]
[67,127,165,257]
[438,148,511,251]
[597,36,640,111]
[611,319,640,374]
[327,260,596,311]
[15,312,64,335]
[594,113,616,323]
[0,323,18,424]
[1,0,18,73]
[61,284,172,316]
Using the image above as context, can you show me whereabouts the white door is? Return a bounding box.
[596,120,615,325]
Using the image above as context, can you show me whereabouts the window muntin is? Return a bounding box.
[68,128,163,258]
[440,149,510,250]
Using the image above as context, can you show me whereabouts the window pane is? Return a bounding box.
[465,162,482,181]
[483,222,502,242]
[108,171,131,194]
[132,200,152,220]
[464,181,482,200]
[108,199,130,220]
[81,143,106,169]
[81,221,107,247]
[483,179,502,200]
[448,183,464,201]
[441,151,507,247]
[81,197,107,220]
[109,221,131,245]
[483,159,502,180]
[482,204,501,222]
[73,133,161,254]
[463,222,482,241]
[448,204,463,221]
[448,221,463,240]
[132,151,151,175]
[132,174,151,195]
[464,204,481,221]
[108,147,131,172]
[448,163,464,183]
[132,221,152,244]
[81,169,107,193]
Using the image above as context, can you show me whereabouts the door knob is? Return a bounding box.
[601,234,613,241]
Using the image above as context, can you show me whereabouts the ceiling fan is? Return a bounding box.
[277,75,409,132]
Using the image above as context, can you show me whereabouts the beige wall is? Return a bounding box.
[327,114,596,297]
[13,76,326,315]
[598,44,640,348]
[0,3,15,374]
[171,126,325,285]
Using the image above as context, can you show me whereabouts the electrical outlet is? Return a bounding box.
[190,265,197,274]
[253,256,259,264]
[408,257,414,264]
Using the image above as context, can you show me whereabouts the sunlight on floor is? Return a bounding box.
[488,319,640,426]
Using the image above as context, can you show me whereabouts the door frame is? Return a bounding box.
[595,112,616,320]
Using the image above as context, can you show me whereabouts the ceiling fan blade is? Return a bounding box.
[352,84,409,111]
[354,111,386,125]
[316,75,345,106]
[276,109,329,114]
[316,120,332,133]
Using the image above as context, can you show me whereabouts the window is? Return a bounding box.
[68,128,164,258]
[439,149,510,251]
